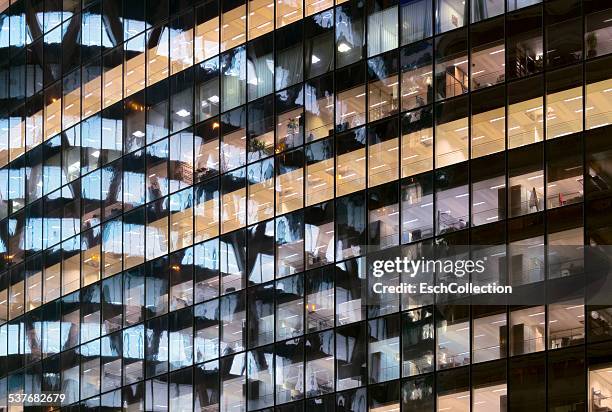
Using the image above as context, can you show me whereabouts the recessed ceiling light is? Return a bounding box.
[176,109,191,117]
[132,130,145,138]
[337,42,351,53]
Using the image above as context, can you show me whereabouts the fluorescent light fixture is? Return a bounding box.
[337,42,351,53]
[133,130,145,138]
[176,109,191,117]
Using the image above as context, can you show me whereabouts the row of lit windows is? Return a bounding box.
[0,199,587,324]
[2,0,611,167]
[1,126,604,315]
[0,293,611,410]
[1,59,610,222]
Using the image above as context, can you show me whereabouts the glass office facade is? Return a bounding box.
[0,0,611,410]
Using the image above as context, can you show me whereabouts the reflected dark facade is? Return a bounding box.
[0,0,612,410]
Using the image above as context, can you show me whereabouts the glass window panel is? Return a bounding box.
[276,85,305,151]
[101,218,123,277]
[401,0,432,46]
[62,70,81,130]
[276,338,305,403]
[402,375,434,411]
[368,181,399,249]
[401,172,434,242]
[221,167,247,233]
[220,291,246,354]
[146,25,170,85]
[472,363,507,412]
[471,86,505,158]
[248,0,274,40]
[247,345,275,409]
[195,300,220,362]
[305,201,335,269]
[305,268,334,332]
[470,17,505,90]
[195,178,220,242]
[546,65,583,139]
[306,138,334,206]
[195,0,220,63]
[548,299,584,349]
[103,47,123,109]
[221,46,247,112]
[508,143,543,217]
[196,58,221,123]
[402,307,434,376]
[436,305,470,369]
[195,118,221,181]
[507,0,540,12]
[146,197,169,260]
[368,118,399,186]
[247,220,275,284]
[276,148,304,215]
[435,164,469,234]
[169,131,194,194]
[401,40,433,112]
[247,33,274,101]
[336,63,366,131]
[306,330,335,396]
[305,10,334,78]
[169,13,194,75]
[473,308,507,363]
[145,315,169,377]
[367,53,399,122]
[509,306,546,355]
[169,308,193,370]
[336,127,366,196]
[435,97,468,168]
[335,192,366,260]
[401,107,433,178]
[336,0,365,68]
[145,257,169,319]
[170,72,194,135]
[435,0,466,34]
[276,211,305,277]
[276,0,303,28]
[276,22,304,90]
[471,153,505,226]
[368,314,400,383]
[220,230,246,293]
[124,93,147,153]
[276,274,304,339]
[585,56,612,130]
[435,29,468,101]
[221,107,247,172]
[247,284,275,347]
[221,0,247,52]
[305,73,335,142]
[545,0,581,69]
[585,2,612,59]
[367,0,398,57]
[195,239,220,303]
[335,322,368,390]
[506,6,543,79]
[507,75,544,148]
[247,158,274,224]
[546,134,583,209]
[123,324,145,384]
[169,188,194,252]
[248,96,275,163]
[124,33,146,97]
[472,0,503,22]
[146,80,170,143]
